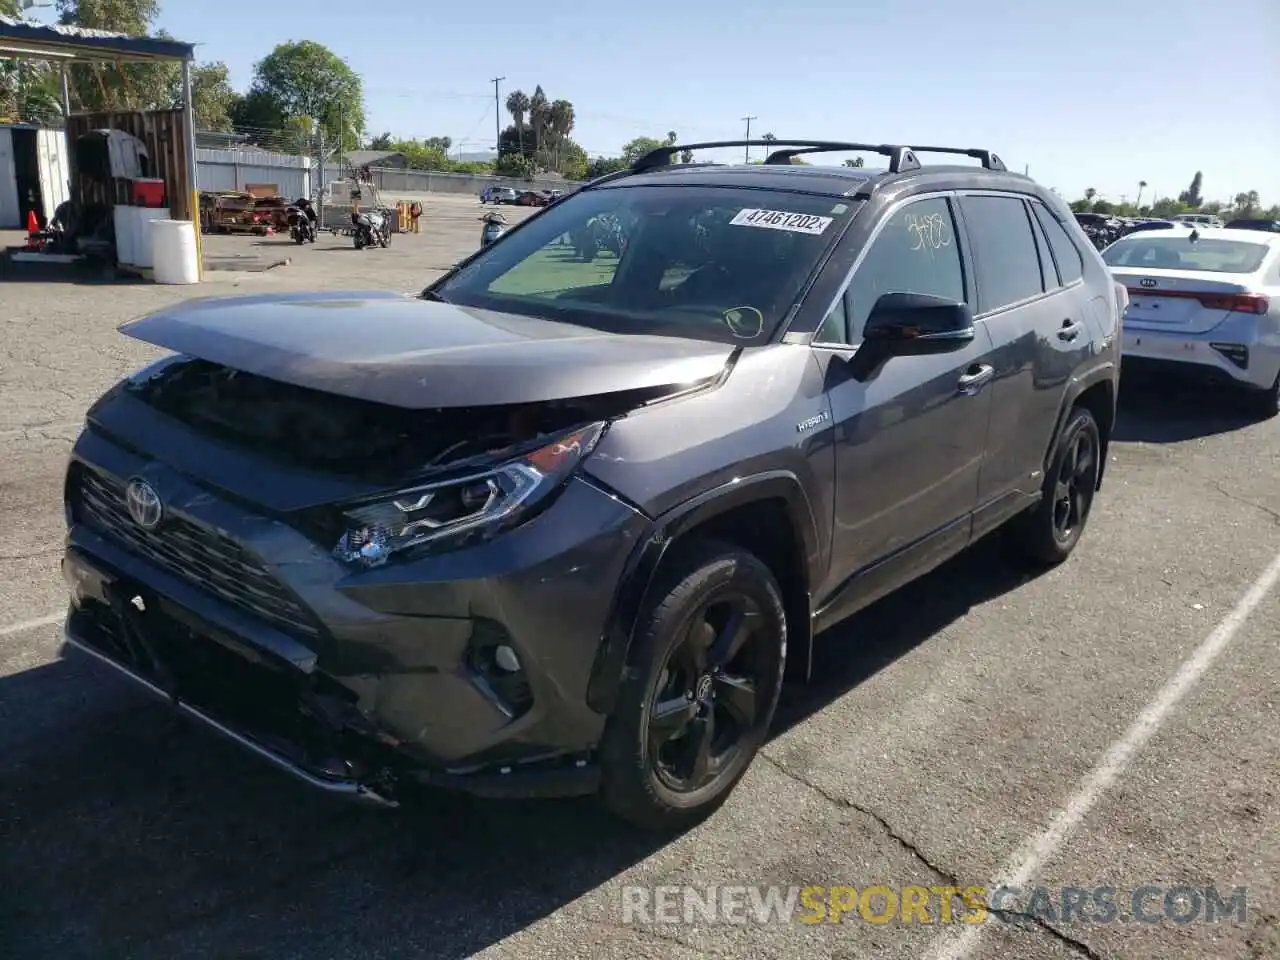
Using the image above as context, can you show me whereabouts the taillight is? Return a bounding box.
[1125,289,1269,314]
[1197,293,1268,314]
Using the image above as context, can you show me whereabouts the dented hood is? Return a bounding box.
[119,290,735,409]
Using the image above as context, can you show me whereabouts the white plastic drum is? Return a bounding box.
[131,208,172,269]
[150,219,200,284]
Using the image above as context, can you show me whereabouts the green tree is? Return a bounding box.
[249,41,364,150]
[621,136,669,163]
[505,89,530,156]
[230,87,286,141]
[56,0,181,112]
[1232,190,1260,214]
[1178,171,1203,208]
[844,157,864,168]
[189,62,236,131]
[494,153,535,180]
[368,131,394,150]
[586,155,629,179]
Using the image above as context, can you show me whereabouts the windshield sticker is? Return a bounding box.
[730,208,834,236]
[723,306,765,339]
[905,211,952,252]
[830,203,849,215]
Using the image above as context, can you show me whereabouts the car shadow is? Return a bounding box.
[0,535,1033,959]
[0,259,152,286]
[1114,368,1263,443]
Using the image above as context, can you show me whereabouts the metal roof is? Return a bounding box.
[0,14,195,62]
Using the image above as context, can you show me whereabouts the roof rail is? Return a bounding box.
[632,139,1007,175]
[905,145,1007,171]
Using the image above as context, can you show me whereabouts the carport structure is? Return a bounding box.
[0,14,201,274]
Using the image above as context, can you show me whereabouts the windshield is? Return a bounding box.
[1103,236,1269,273]
[431,184,858,344]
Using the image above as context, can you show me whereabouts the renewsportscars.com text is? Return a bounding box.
[620,884,1249,926]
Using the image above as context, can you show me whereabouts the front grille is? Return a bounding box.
[73,467,320,638]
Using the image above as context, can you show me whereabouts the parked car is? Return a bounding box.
[515,190,552,207]
[480,187,518,204]
[1104,227,1280,416]
[1173,214,1225,229]
[1225,218,1280,234]
[61,139,1122,830]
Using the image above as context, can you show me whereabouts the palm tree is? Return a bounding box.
[505,89,530,156]
[844,157,864,168]
[1136,180,1147,210]
[666,130,677,145]
[548,99,575,173]
[680,148,693,163]
[1085,187,1097,202]
[528,86,549,166]
[1234,190,1260,214]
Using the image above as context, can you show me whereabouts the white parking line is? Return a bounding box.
[924,546,1280,960]
[0,611,64,638]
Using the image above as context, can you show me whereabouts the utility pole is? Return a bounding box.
[741,116,756,162]
[492,77,505,153]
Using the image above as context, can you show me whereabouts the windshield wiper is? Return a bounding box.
[420,288,450,303]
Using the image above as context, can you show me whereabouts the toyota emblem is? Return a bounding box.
[125,478,163,529]
[1140,278,1157,288]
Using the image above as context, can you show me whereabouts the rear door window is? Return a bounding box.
[960,195,1045,311]
[841,196,966,343]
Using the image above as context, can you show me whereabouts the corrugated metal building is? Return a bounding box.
[195,148,311,198]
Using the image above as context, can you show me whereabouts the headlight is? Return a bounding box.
[333,422,605,568]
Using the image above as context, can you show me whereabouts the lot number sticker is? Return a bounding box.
[730,208,833,235]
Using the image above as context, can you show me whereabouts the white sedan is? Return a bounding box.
[1104,227,1280,417]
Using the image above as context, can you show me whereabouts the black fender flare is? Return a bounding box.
[586,471,821,716]
[1044,359,1119,489]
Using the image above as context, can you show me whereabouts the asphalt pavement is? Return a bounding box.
[0,195,1276,960]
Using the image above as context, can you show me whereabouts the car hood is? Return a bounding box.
[119,290,736,408]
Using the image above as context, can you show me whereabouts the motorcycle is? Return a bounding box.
[480,210,507,247]
[288,199,318,244]
[353,208,390,250]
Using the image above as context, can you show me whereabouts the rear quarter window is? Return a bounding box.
[1032,202,1085,284]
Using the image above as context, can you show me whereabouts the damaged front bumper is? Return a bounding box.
[62,430,651,805]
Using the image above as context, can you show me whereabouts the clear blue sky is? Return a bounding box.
[79,0,1280,203]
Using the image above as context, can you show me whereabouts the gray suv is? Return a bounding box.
[61,140,1123,830]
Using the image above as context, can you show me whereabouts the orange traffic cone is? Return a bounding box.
[25,209,40,250]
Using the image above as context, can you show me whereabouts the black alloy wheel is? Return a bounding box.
[1007,405,1102,566]
[1052,424,1098,545]
[598,541,787,831]
[648,593,765,794]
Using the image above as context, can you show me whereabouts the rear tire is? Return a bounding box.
[1006,406,1102,566]
[1246,372,1280,419]
[598,540,787,832]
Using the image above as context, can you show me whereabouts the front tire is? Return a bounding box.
[598,540,787,832]
[1007,406,1101,566]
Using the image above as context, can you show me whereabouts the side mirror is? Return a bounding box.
[861,292,976,356]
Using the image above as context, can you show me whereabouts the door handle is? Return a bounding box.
[1058,319,1082,341]
[957,363,995,395]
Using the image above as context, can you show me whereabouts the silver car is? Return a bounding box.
[1105,227,1280,416]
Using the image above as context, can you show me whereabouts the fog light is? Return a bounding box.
[494,644,521,673]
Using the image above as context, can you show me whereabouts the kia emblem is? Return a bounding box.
[1140,278,1157,288]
